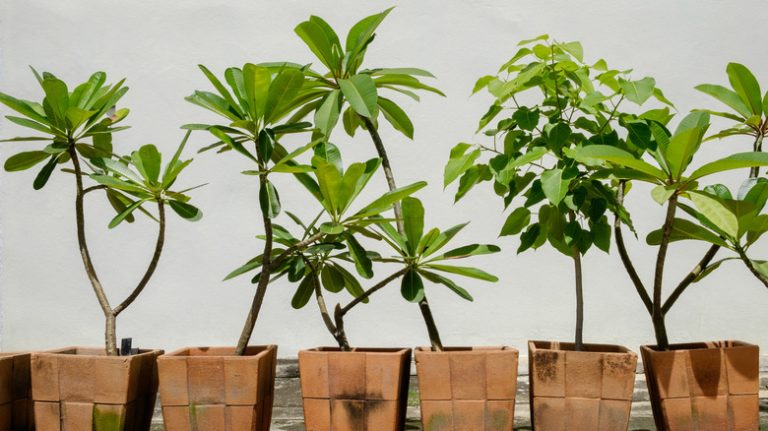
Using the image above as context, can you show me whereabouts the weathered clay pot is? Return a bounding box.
[415,346,519,431]
[0,353,33,431]
[641,340,759,431]
[299,347,412,431]
[528,340,637,430]
[30,347,162,431]
[157,345,277,431]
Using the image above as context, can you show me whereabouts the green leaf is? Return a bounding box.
[377,97,413,139]
[353,181,427,219]
[65,107,95,130]
[726,63,762,116]
[321,265,345,293]
[559,41,583,62]
[265,68,305,122]
[402,197,424,255]
[423,264,498,282]
[6,115,55,135]
[651,185,676,205]
[33,154,59,190]
[295,19,338,72]
[345,7,394,66]
[169,200,202,221]
[444,143,480,187]
[569,145,666,181]
[259,180,281,219]
[346,234,373,279]
[314,90,341,137]
[512,106,539,131]
[198,64,241,116]
[500,207,531,236]
[109,198,148,228]
[401,268,425,302]
[102,158,144,184]
[0,91,50,124]
[646,217,728,247]
[4,151,50,172]
[689,192,738,239]
[224,255,265,281]
[370,67,435,78]
[430,244,500,261]
[541,168,570,205]
[339,75,378,118]
[134,144,161,184]
[243,63,271,119]
[689,152,768,180]
[619,77,655,105]
[291,276,315,309]
[41,77,69,127]
[420,270,473,301]
[695,84,751,119]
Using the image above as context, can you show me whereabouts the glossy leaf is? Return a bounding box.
[291,276,315,309]
[400,268,424,302]
[339,74,378,118]
[169,200,202,221]
[4,151,49,172]
[259,180,281,219]
[726,63,762,116]
[500,207,531,236]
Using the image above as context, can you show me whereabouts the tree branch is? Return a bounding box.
[736,246,768,288]
[613,182,653,314]
[661,244,719,314]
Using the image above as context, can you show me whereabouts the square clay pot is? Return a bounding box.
[0,352,33,431]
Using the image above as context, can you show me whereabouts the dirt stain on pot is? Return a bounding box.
[534,351,560,382]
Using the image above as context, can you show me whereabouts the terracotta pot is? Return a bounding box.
[0,353,33,431]
[299,347,412,431]
[640,340,759,431]
[528,340,637,431]
[30,347,162,431]
[156,345,277,431]
[415,346,519,431]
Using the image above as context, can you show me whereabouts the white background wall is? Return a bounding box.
[1,0,768,357]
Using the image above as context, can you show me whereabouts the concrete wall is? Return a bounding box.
[1,0,767,357]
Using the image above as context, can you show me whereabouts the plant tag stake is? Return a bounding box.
[120,338,132,356]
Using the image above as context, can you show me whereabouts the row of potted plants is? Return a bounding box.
[1,8,767,431]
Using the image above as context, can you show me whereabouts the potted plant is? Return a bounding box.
[0,69,202,430]
[0,352,32,430]
[284,9,513,431]
[446,36,671,429]
[571,63,768,428]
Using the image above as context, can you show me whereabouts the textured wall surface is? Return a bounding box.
[1,0,768,357]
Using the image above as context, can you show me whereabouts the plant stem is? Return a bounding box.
[235,173,273,355]
[269,232,324,270]
[360,115,444,351]
[736,246,768,288]
[311,271,341,345]
[652,193,678,350]
[750,134,764,178]
[113,202,166,315]
[568,211,584,351]
[68,144,118,356]
[614,182,653,314]
[661,244,719,314]
[334,268,409,351]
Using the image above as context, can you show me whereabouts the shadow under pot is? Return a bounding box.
[415,346,519,431]
[30,347,162,431]
[156,345,277,431]
[640,340,759,431]
[528,340,637,431]
[0,352,33,431]
[299,347,412,431]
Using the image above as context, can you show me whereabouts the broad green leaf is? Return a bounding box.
[265,68,305,122]
[198,64,241,116]
[108,198,148,228]
[651,185,676,205]
[169,200,202,221]
[5,115,56,135]
[726,63,762,116]
[4,151,50,171]
[345,7,394,66]
[259,180,281,219]
[512,106,539,131]
[430,244,500,261]
[321,265,345,293]
[695,84,751,119]
[422,223,468,259]
[402,197,424,255]
[500,207,531,236]
[540,169,570,205]
[90,174,146,193]
[401,268,424,302]
[346,235,373,278]
[314,90,341,136]
[339,74,378,118]
[377,97,413,139]
[370,67,435,78]
[517,34,549,46]
[333,264,367,301]
[243,63,271,119]
[689,152,768,180]
[41,77,69,127]
[646,217,729,247]
[102,158,144,184]
[224,255,265,281]
[33,154,59,190]
[689,191,738,239]
[559,41,583,62]
[295,19,338,72]
[424,264,498,281]
[0,92,50,124]
[619,77,655,105]
[314,158,343,215]
[291,276,315,309]
[134,144,161,184]
[444,143,480,187]
[352,181,427,219]
[569,145,666,181]
[420,270,473,301]
[65,107,95,130]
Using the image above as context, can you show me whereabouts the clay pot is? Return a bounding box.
[30,347,162,431]
[0,353,33,431]
[299,347,412,431]
[415,346,519,431]
[528,340,637,431]
[156,345,277,431]
[640,340,759,431]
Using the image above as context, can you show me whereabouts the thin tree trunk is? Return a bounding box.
[360,116,444,351]
[613,182,653,315]
[69,145,118,356]
[750,134,764,178]
[652,194,678,350]
[569,213,584,351]
[235,174,273,355]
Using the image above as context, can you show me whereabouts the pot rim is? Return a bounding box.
[160,344,277,359]
[414,345,518,354]
[640,339,756,353]
[528,340,636,355]
[301,346,411,354]
[31,346,163,359]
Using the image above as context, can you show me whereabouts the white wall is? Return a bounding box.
[1,0,767,357]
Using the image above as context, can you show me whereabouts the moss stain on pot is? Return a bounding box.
[92,408,123,431]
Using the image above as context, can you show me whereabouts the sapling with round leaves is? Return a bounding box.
[289,8,449,350]
[571,109,768,349]
[0,69,202,356]
[446,36,671,351]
